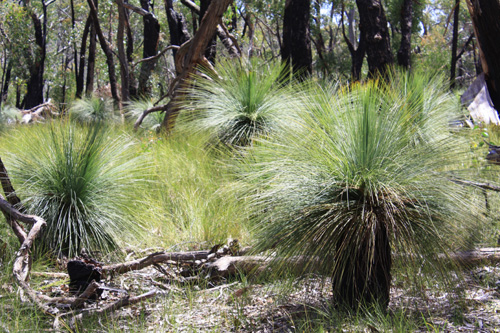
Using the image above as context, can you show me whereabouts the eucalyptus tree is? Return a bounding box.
[281,0,312,79]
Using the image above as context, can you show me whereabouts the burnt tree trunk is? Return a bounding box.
[466,0,500,111]
[76,16,91,98]
[24,9,46,109]
[342,3,366,82]
[116,0,130,102]
[86,0,98,97]
[281,0,312,80]
[450,0,460,88]
[138,0,160,97]
[356,0,394,78]
[200,0,217,63]
[86,0,120,106]
[165,0,191,61]
[334,217,392,310]
[397,0,412,69]
[1,60,11,103]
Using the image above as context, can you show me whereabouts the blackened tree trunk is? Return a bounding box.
[24,9,46,109]
[342,3,366,81]
[397,0,412,69]
[334,214,392,309]
[450,0,460,88]
[165,0,191,61]
[86,0,120,106]
[356,0,394,78]
[138,0,160,97]
[281,0,313,80]
[200,0,217,63]
[76,16,91,98]
[116,0,130,102]
[1,60,11,103]
[466,0,500,111]
[86,0,98,96]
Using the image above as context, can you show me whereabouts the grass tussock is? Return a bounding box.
[1,121,148,257]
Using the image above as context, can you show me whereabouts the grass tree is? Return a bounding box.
[69,96,117,123]
[177,58,299,147]
[242,73,482,309]
[3,122,147,257]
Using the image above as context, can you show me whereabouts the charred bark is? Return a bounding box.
[87,0,120,106]
[165,0,191,60]
[24,9,46,109]
[86,0,98,97]
[466,0,500,111]
[76,16,91,99]
[397,0,412,69]
[281,0,312,80]
[356,0,394,78]
[138,0,160,97]
[342,3,366,82]
[450,0,460,88]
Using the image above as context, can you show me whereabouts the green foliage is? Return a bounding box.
[239,71,483,307]
[2,122,147,257]
[125,98,165,130]
[69,96,117,123]
[140,130,250,247]
[178,58,299,148]
[0,104,20,132]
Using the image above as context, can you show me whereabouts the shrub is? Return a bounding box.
[4,122,147,257]
[241,73,483,309]
[177,58,299,147]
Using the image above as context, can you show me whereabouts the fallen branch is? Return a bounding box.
[133,104,168,131]
[451,178,500,192]
[102,250,212,277]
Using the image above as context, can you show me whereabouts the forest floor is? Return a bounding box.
[18,262,500,332]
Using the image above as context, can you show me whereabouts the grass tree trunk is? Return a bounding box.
[397,0,412,70]
[356,0,394,78]
[281,0,312,80]
[466,0,500,111]
[335,214,392,309]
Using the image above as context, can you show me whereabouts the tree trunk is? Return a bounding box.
[450,0,460,88]
[334,219,392,309]
[86,0,120,106]
[200,0,217,64]
[138,0,160,97]
[24,11,46,109]
[85,0,98,97]
[356,0,394,78]
[165,0,191,61]
[161,0,233,131]
[116,0,130,102]
[466,0,500,111]
[397,0,412,69]
[281,0,312,80]
[76,16,91,99]
[342,4,366,82]
[1,60,11,103]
